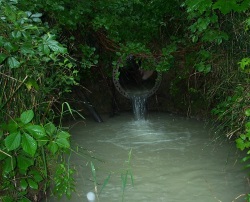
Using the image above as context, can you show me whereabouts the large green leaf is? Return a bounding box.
[0,53,7,63]
[4,42,18,51]
[44,122,57,136]
[20,179,28,190]
[25,125,46,139]
[38,44,50,55]
[11,30,22,38]
[7,56,20,68]
[1,121,18,133]
[17,154,34,171]
[42,34,67,54]
[29,170,43,183]
[48,40,67,53]
[57,131,71,139]
[31,13,43,18]
[21,43,35,55]
[27,178,38,190]
[47,141,58,154]
[3,156,16,174]
[20,110,34,124]
[32,17,42,22]
[56,137,70,148]
[21,133,37,156]
[4,131,21,151]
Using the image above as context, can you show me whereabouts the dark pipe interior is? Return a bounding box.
[118,55,157,95]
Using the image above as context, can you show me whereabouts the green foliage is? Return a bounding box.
[53,163,75,199]
[236,110,250,176]
[0,1,79,200]
[1,0,250,199]
[184,0,250,119]
[184,2,250,197]
[80,45,99,69]
[239,57,250,73]
[0,0,78,123]
[156,44,177,72]
[0,2,66,65]
[17,0,186,76]
[0,110,72,201]
[211,85,249,137]
[186,0,246,45]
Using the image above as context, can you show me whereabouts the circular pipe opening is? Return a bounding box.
[113,55,162,99]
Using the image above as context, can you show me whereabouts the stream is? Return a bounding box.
[46,112,250,202]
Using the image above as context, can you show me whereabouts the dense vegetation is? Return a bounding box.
[1,0,250,201]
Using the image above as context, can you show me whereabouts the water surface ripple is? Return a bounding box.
[47,112,249,202]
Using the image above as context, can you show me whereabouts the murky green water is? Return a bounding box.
[46,112,249,202]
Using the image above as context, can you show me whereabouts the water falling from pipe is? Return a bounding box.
[113,55,162,120]
[130,94,147,121]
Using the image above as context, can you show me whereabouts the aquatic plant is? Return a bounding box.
[121,149,134,202]
[88,149,134,201]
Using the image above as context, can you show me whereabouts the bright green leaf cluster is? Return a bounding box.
[239,58,250,73]
[236,109,250,167]
[53,164,75,199]
[0,0,79,123]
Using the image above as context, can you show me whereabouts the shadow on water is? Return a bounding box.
[45,112,250,202]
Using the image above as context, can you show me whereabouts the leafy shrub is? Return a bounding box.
[0,1,78,201]
[0,0,78,123]
[0,110,73,201]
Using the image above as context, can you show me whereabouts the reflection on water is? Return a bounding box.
[46,112,250,202]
